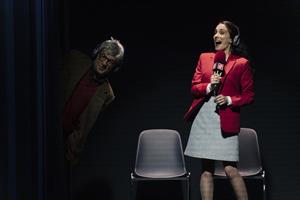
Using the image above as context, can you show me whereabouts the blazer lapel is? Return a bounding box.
[224,57,236,75]
[219,55,237,87]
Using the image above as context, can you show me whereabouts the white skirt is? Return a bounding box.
[184,97,239,161]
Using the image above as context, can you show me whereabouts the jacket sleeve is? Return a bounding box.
[230,60,255,107]
[191,54,210,98]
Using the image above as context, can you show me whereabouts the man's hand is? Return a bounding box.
[65,129,82,164]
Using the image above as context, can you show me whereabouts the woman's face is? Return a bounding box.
[213,23,232,53]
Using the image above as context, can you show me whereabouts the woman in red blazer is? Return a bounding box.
[184,21,254,200]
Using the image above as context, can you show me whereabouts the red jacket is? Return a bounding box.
[184,52,254,134]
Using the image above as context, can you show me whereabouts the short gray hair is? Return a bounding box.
[92,37,125,67]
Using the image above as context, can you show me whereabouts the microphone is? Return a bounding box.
[211,51,226,96]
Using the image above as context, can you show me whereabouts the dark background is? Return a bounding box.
[1,0,300,200]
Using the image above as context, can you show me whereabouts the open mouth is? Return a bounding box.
[215,41,222,46]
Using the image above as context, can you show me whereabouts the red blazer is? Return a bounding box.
[184,52,254,134]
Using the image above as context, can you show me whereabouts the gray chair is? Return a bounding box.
[131,129,191,200]
[214,128,266,200]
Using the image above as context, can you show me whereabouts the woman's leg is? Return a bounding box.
[200,159,215,200]
[223,161,248,200]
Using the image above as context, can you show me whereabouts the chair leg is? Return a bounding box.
[187,178,191,200]
[180,178,190,200]
[130,177,191,200]
[262,171,266,200]
[130,179,137,200]
[263,178,266,200]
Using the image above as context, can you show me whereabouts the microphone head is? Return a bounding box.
[214,51,226,64]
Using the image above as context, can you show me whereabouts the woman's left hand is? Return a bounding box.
[214,95,228,106]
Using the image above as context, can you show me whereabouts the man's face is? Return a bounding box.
[94,52,116,76]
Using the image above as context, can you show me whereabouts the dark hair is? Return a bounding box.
[219,20,250,60]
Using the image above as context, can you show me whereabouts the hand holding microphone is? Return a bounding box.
[211,73,229,107]
[211,50,226,96]
[210,73,221,94]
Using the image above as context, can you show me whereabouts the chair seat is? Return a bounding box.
[214,162,264,177]
[135,168,187,178]
[131,172,191,180]
[214,170,265,178]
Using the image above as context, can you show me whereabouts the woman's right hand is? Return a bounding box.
[210,73,221,84]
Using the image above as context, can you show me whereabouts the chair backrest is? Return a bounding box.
[134,129,187,178]
[214,128,263,176]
